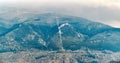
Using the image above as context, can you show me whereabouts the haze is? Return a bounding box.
[0,0,120,27]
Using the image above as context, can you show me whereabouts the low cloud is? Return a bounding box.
[0,0,120,27]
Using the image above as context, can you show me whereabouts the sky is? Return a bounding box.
[0,0,120,28]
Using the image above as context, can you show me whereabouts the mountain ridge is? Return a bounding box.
[0,13,120,52]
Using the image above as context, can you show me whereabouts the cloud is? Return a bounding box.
[0,0,120,27]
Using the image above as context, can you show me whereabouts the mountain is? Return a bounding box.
[0,26,8,35]
[0,13,120,52]
[86,30,120,52]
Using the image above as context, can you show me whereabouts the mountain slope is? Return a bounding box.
[86,30,120,51]
[0,13,120,52]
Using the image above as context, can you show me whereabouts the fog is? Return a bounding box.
[0,0,120,27]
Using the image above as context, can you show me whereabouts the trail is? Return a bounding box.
[56,17,65,51]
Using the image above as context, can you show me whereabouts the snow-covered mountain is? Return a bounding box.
[0,13,120,53]
[1,13,120,63]
[87,30,120,52]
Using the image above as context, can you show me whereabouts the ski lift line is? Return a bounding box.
[56,16,64,51]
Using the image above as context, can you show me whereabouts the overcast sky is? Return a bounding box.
[0,0,120,28]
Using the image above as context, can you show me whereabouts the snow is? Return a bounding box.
[58,23,70,29]
[0,13,120,63]
[38,38,46,46]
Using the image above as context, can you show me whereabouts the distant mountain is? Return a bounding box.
[0,13,120,52]
[86,30,120,52]
[0,26,8,35]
